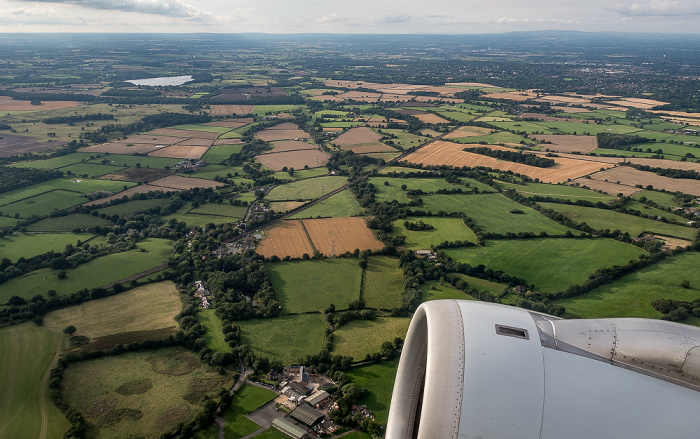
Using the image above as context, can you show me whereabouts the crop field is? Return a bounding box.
[347,359,399,425]
[589,167,700,196]
[44,281,180,340]
[392,217,477,249]
[0,238,173,303]
[256,149,330,171]
[557,252,700,319]
[199,309,229,354]
[532,134,598,154]
[268,200,306,213]
[418,193,574,235]
[444,238,646,292]
[415,113,450,124]
[266,259,362,313]
[238,314,326,364]
[62,347,227,439]
[171,123,231,133]
[148,144,209,159]
[289,190,363,219]
[304,217,385,256]
[97,199,169,216]
[209,104,254,115]
[333,127,382,147]
[26,214,106,234]
[333,318,410,360]
[81,142,160,155]
[0,323,69,439]
[265,176,347,201]
[0,98,78,111]
[256,129,310,142]
[402,141,612,183]
[537,203,698,240]
[497,181,614,202]
[363,256,404,309]
[256,220,315,259]
[0,232,94,262]
[569,177,642,196]
[270,140,317,153]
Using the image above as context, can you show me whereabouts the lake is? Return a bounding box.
[126,75,193,86]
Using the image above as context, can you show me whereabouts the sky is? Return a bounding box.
[1,0,700,34]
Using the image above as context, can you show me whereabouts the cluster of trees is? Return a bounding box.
[596,132,651,150]
[43,112,114,125]
[402,219,434,231]
[0,166,63,194]
[466,147,556,168]
[79,112,211,144]
[620,161,700,180]
[651,293,700,322]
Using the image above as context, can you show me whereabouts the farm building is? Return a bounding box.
[272,418,309,439]
[306,390,331,409]
[290,404,325,427]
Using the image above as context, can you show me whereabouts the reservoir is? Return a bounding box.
[126,75,193,86]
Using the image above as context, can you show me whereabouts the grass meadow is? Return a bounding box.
[0,232,94,261]
[347,359,399,425]
[497,181,614,203]
[419,193,575,235]
[188,202,248,219]
[368,177,463,204]
[266,259,362,314]
[538,202,698,241]
[333,317,410,361]
[557,251,700,319]
[199,309,229,354]
[363,256,404,309]
[201,144,243,164]
[238,314,326,364]
[97,199,169,216]
[83,154,182,169]
[392,217,478,249]
[289,190,363,219]
[444,238,646,292]
[3,190,87,218]
[0,323,69,439]
[421,281,476,301]
[265,176,347,201]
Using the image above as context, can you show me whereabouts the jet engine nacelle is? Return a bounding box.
[386,300,700,439]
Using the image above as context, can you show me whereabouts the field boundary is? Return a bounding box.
[299,220,317,254]
[99,263,169,289]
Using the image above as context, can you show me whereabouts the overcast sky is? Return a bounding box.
[1,0,700,33]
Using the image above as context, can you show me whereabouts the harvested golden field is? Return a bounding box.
[402,141,613,183]
[270,140,318,153]
[380,94,414,102]
[323,127,344,132]
[256,220,314,258]
[533,134,598,154]
[81,142,160,155]
[333,127,381,147]
[0,98,79,111]
[124,134,185,145]
[537,95,591,105]
[83,184,177,206]
[150,128,220,139]
[213,138,242,145]
[484,91,537,101]
[589,167,700,196]
[624,158,700,172]
[148,145,209,159]
[568,178,641,196]
[656,236,693,251]
[544,151,621,164]
[150,175,225,190]
[446,82,499,88]
[256,149,330,171]
[303,217,384,255]
[206,118,254,128]
[443,126,493,139]
[256,129,310,142]
[269,122,300,130]
[172,138,214,147]
[607,98,669,110]
[415,113,450,124]
[209,104,253,115]
[343,143,397,154]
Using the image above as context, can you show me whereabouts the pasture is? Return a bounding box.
[333,318,410,361]
[85,154,182,169]
[0,238,173,303]
[238,314,326,364]
[347,359,399,425]
[392,217,478,249]
[199,309,229,354]
[418,193,574,235]
[557,252,700,319]
[43,281,180,341]
[0,232,93,261]
[10,152,98,170]
[2,190,86,218]
[62,347,228,439]
[266,259,362,313]
[97,199,169,216]
[421,281,476,301]
[289,190,363,219]
[201,144,243,164]
[188,202,247,219]
[497,181,614,202]
[444,238,646,292]
[255,149,330,171]
[363,256,404,309]
[0,323,69,439]
[537,202,698,241]
[265,176,347,201]
[368,176,463,204]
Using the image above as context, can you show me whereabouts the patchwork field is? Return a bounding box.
[266,258,362,313]
[589,167,700,196]
[569,178,642,196]
[332,127,381,147]
[256,220,315,259]
[402,141,612,183]
[333,318,410,361]
[265,176,347,201]
[256,129,310,142]
[363,256,404,309]
[444,238,646,292]
[392,217,478,249]
[238,314,326,364]
[256,149,330,171]
[303,217,385,256]
[62,347,228,439]
[533,134,598,154]
[270,140,318,152]
[497,181,615,202]
[148,145,209,159]
[25,214,112,232]
[209,105,254,115]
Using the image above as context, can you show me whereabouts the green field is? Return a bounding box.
[238,314,326,364]
[289,190,363,219]
[265,176,347,201]
[377,129,430,150]
[0,238,173,303]
[172,123,231,133]
[230,383,277,414]
[333,317,410,361]
[368,176,464,204]
[0,232,94,262]
[62,347,228,439]
[347,359,398,425]
[444,238,646,292]
[558,252,700,319]
[61,163,124,177]
[189,202,248,219]
[201,144,244,164]
[162,202,237,227]
[623,200,688,223]
[199,309,229,353]
[538,202,698,240]
[498,181,614,202]
[83,154,182,169]
[392,217,478,249]
[488,121,553,134]
[0,323,69,439]
[272,167,328,181]
[418,193,575,235]
[97,198,169,216]
[363,256,404,309]
[632,190,679,208]
[2,190,87,218]
[421,281,476,301]
[537,121,642,135]
[10,152,101,170]
[266,259,362,313]
[452,130,530,145]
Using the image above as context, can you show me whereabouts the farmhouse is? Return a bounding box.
[193,280,213,309]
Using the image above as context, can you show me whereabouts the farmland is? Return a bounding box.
[333,318,410,361]
[288,189,363,219]
[347,359,399,425]
[303,217,385,255]
[0,232,93,261]
[392,217,478,249]
[497,181,614,202]
[238,314,326,364]
[265,176,347,201]
[363,256,404,309]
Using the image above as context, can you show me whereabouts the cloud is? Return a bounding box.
[379,13,412,23]
[611,0,700,16]
[313,12,347,24]
[23,0,211,20]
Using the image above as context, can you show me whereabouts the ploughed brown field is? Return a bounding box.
[402,141,613,183]
[0,133,68,157]
[255,149,330,171]
[0,97,79,111]
[443,126,493,139]
[209,105,254,115]
[333,127,381,147]
[484,91,537,101]
[533,134,598,154]
[588,167,700,196]
[269,122,301,130]
[256,129,310,142]
[270,140,318,153]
